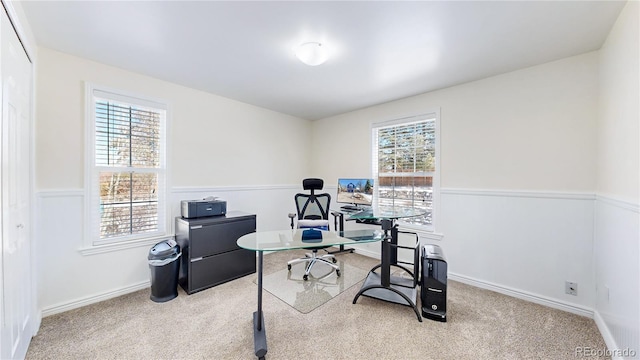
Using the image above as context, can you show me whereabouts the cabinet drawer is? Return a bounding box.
[189,249,256,293]
[190,218,255,258]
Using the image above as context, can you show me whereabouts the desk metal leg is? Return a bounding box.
[352,219,422,322]
[327,244,354,255]
[381,235,391,286]
[328,211,355,255]
[253,251,267,359]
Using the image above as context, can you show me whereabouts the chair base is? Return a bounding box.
[287,251,340,281]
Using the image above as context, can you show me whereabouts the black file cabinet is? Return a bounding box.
[175,211,256,294]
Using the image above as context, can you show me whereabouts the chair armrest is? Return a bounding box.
[288,213,296,229]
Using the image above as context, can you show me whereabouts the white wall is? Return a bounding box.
[312,53,598,192]
[597,2,640,203]
[440,189,595,314]
[36,48,311,189]
[595,1,639,356]
[34,48,311,313]
[312,53,600,314]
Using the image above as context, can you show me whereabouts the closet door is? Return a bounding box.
[0,7,33,360]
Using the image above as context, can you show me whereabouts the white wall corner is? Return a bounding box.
[593,310,627,360]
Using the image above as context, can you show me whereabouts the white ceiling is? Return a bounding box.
[20,1,626,120]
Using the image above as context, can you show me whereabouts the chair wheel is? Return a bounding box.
[303,275,308,281]
[332,258,337,263]
[336,270,341,277]
[287,264,291,271]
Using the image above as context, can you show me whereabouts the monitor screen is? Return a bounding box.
[337,178,374,206]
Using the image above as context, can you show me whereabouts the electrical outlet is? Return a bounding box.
[565,281,578,296]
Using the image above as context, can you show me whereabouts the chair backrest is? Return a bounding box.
[295,178,331,222]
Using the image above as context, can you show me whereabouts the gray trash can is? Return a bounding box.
[148,239,181,303]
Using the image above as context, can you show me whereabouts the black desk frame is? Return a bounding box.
[334,212,422,322]
[253,251,267,359]
[328,210,358,254]
[239,229,384,359]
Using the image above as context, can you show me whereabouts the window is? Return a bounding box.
[86,84,168,247]
[372,112,439,228]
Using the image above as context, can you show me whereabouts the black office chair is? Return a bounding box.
[287,178,340,281]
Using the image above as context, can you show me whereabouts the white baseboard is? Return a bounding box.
[354,249,594,318]
[41,280,150,317]
[593,310,624,360]
[447,273,594,318]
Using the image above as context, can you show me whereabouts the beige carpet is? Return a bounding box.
[260,259,367,313]
[26,249,609,360]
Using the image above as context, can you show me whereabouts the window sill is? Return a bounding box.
[78,234,174,256]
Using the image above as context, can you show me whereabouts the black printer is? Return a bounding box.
[181,198,227,218]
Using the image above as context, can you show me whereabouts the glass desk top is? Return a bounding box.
[237,228,384,252]
[335,206,427,221]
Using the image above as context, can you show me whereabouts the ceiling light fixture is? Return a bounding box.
[295,42,328,66]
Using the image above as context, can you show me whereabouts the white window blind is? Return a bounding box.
[372,114,437,226]
[87,86,167,245]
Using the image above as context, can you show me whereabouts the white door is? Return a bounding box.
[0,6,33,360]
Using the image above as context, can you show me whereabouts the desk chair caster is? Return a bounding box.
[288,254,340,281]
[300,269,340,281]
[299,268,340,281]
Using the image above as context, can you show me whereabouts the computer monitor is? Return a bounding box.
[337,178,374,207]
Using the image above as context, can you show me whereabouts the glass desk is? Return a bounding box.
[346,206,427,221]
[237,228,384,359]
[332,206,427,322]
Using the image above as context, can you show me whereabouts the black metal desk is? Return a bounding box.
[333,207,425,322]
[237,228,383,359]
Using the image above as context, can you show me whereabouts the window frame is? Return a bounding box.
[371,110,441,231]
[84,83,171,251]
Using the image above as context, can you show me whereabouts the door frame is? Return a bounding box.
[0,1,38,358]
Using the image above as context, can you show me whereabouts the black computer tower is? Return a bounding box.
[421,244,447,322]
